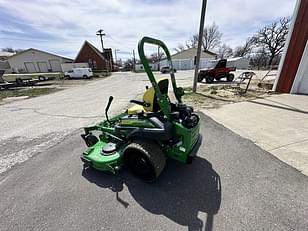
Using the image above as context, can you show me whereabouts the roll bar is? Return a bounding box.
[138,37,183,117]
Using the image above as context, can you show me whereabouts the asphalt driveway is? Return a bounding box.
[1,114,307,231]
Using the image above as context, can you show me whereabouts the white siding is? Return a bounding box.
[227,57,249,69]
[291,41,308,94]
[159,58,214,70]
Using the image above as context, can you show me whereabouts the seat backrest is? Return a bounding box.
[143,78,169,112]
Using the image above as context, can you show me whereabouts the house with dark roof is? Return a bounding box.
[7,48,73,73]
[75,41,113,71]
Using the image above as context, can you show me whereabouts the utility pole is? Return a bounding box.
[193,0,207,93]
[132,49,136,72]
[114,49,119,66]
[96,29,106,52]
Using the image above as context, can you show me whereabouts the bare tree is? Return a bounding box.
[233,37,253,57]
[175,22,222,52]
[123,58,134,71]
[201,22,222,51]
[252,17,290,66]
[185,35,199,49]
[249,48,269,70]
[1,47,23,53]
[148,52,166,63]
[174,43,186,52]
[217,43,233,59]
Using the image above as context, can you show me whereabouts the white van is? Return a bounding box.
[64,68,93,79]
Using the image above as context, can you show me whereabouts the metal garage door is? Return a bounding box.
[37,62,48,72]
[24,62,37,73]
[49,59,61,72]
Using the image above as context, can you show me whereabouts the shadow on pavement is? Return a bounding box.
[82,156,221,231]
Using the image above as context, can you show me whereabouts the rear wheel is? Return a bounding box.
[124,140,166,182]
[38,75,46,81]
[197,73,203,82]
[227,73,234,82]
[83,75,88,79]
[206,74,214,83]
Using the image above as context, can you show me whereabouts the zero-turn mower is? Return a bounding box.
[81,37,201,182]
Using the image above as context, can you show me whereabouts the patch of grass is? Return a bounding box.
[183,86,192,92]
[183,92,208,103]
[0,87,61,101]
[208,86,219,91]
[210,89,217,94]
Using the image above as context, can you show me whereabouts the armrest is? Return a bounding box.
[130,100,150,107]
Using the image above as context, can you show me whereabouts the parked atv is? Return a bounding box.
[198,59,236,83]
[80,37,201,182]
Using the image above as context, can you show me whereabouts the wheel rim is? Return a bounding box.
[127,150,156,181]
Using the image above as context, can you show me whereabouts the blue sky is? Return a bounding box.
[0,0,296,60]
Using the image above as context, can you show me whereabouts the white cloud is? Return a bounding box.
[0,0,296,59]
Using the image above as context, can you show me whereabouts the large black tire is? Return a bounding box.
[205,74,214,83]
[197,74,203,82]
[227,73,234,82]
[124,140,166,182]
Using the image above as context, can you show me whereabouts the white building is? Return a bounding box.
[159,48,217,70]
[227,57,249,69]
[8,48,73,73]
